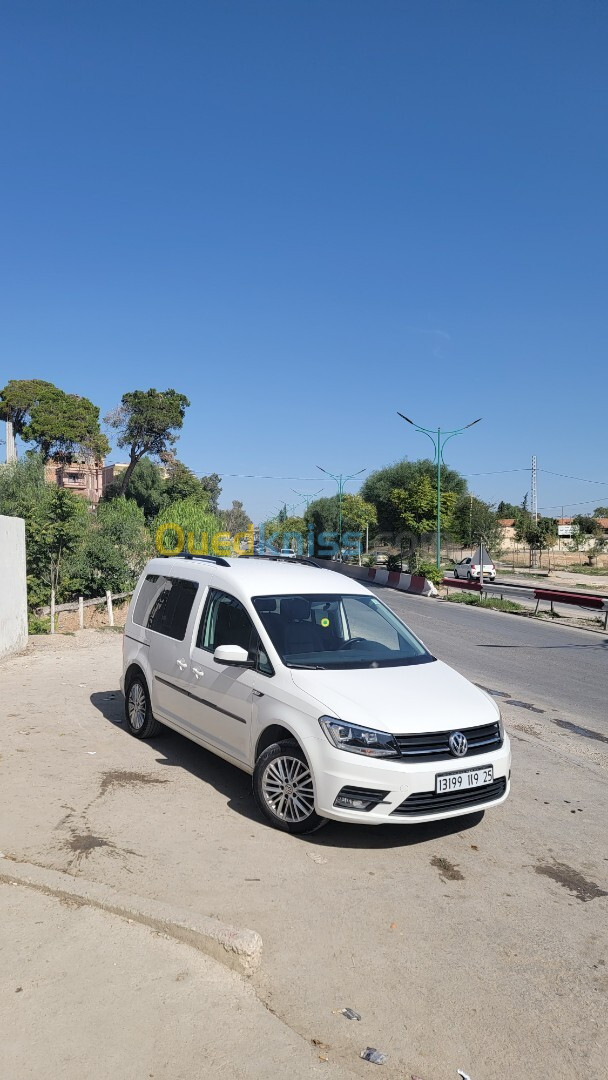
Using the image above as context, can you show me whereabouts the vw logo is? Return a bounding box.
[449,731,468,757]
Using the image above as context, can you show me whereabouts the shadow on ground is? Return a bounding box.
[90,690,485,850]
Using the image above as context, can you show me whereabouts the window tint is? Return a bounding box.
[198,590,255,653]
[133,574,198,640]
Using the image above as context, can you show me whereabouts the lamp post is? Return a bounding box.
[316,466,366,558]
[291,487,324,512]
[397,413,482,569]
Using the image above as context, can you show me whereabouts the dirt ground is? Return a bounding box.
[1,631,607,1080]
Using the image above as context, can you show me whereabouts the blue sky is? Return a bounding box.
[1,1,607,521]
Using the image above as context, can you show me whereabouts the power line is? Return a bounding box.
[540,469,608,487]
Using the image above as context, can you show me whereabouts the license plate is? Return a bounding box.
[435,765,493,794]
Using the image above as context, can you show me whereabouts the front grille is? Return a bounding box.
[394,721,502,762]
[392,777,507,816]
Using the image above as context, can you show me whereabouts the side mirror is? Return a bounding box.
[213,644,252,667]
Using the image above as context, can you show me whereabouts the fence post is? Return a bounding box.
[106,590,114,627]
[50,589,55,634]
[78,596,84,630]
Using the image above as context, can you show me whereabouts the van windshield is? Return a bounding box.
[252,593,434,670]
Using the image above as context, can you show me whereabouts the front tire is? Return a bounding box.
[253,740,327,834]
[124,674,163,739]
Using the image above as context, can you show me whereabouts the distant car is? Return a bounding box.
[280,547,296,559]
[453,556,496,582]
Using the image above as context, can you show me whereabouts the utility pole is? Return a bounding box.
[530,455,539,569]
[316,466,366,558]
[397,413,482,569]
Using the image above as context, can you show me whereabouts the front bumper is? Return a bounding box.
[302,733,511,824]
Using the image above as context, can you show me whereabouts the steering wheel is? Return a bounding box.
[338,637,367,651]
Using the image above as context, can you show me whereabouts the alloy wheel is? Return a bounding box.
[261,755,315,823]
[128,682,147,731]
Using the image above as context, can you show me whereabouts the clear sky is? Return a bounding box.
[1,1,607,521]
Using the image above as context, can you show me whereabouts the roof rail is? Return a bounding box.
[161,553,231,568]
[239,554,322,569]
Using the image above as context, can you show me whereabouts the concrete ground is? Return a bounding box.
[1,628,607,1080]
[1,883,341,1080]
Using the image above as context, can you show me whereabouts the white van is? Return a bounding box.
[121,555,510,834]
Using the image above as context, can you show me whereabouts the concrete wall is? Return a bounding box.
[0,515,28,660]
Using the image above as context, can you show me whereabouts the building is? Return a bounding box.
[44,459,115,506]
[497,518,516,541]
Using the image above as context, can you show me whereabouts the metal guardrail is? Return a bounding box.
[442,577,608,627]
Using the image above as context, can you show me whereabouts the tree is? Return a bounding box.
[361,459,467,536]
[0,379,56,436]
[103,456,165,521]
[305,495,340,537]
[154,497,220,555]
[105,388,190,495]
[221,500,251,534]
[265,516,307,552]
[68,497,151,597]
[162,456,208,504]
[390,476,457,551]
[0,379,109,461]
[0,454,89,606]
[27,487,90,606]
[340,494,377,535]
[200,473,222,514]
[496,500,521,519]
[515,515,557,552]
[593,507,608,517]
[450,495,502,553]
[572,515,602,538]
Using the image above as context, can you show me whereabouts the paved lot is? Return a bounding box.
[1,625,607,1080]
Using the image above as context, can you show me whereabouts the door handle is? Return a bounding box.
[192,666,205,679]
[176,658,188,670]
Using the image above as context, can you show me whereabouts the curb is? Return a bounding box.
[0,858,262,977]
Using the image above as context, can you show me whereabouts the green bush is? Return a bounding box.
[386,554,402,571]
[28,614,50,634]
[415,561,443,586]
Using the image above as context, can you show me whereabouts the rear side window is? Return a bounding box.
[133,574,198,641]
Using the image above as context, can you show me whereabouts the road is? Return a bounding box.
[372,585,608,731]
[1,629,606,1080]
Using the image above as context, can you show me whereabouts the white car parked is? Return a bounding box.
[121,555,511,834]
[453,556,496,582]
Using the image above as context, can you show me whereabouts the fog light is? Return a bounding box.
[334,786,390,811]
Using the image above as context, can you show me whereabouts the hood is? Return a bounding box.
[290,660,499,734]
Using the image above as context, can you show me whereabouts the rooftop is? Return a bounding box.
[146,555,368,596]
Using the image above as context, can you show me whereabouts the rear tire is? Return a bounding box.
[467,571,472,580]
[124,673,163,739]
[253,739,327,834]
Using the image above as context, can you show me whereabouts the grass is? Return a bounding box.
[563,564,608,576]
[445,593,525,613]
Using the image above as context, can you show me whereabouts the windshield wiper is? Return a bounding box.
[288,662,327,669]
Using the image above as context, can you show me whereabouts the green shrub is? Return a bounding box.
[28,614,50,635]
[415,561,443,586]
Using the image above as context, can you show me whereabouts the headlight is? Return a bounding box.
[319,717,400,757]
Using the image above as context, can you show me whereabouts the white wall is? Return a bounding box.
[0,515,28,660]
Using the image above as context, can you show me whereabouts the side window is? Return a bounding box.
[198,590,255,654]
[133,574,162,627]
[138,576,198,641]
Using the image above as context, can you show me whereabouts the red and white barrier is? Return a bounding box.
[326,562,437,597]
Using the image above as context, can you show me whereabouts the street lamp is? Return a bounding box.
[291,487,324,512]
[316,466,366,557]
[397,413,482,569]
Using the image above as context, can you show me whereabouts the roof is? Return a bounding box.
[144,555,370,598]
[597,518,608,529]
[498,518,515,527]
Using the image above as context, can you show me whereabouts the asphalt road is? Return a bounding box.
[371,586,608,731]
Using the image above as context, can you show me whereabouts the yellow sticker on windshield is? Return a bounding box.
[320,617,330,628]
